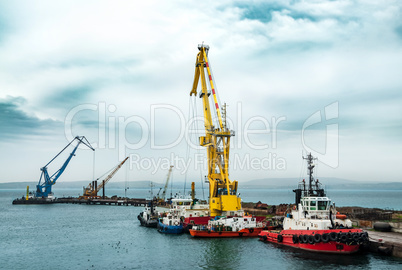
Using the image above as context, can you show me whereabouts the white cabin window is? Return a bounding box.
[318,201,328,210]
[310,201,316,210]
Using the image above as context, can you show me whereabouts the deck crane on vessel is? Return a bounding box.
[36,136,95,198]
[82,156,129,199]
[158,165,174,202]
[189,44,241,216]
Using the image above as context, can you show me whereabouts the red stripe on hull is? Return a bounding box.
[259,229,363,254]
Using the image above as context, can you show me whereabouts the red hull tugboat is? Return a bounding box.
[258,153,368,254]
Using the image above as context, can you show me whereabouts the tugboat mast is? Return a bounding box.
[303,153,317,196]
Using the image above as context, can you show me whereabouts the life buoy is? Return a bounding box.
[314,234,322,243]
[277,234,283,243]
[292,234,298,244]
[321,233,330,243]
[336,214,347,220]
[329,232,338,242]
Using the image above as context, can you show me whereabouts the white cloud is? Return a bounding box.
[1,0,402,183]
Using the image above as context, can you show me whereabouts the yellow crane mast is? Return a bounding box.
[189,44,241,217]
[81,156,129,199]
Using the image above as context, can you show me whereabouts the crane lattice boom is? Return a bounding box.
[160,165,174,201]
[189,44,241,216]
[36,136,95,198]
[82,157,129,198]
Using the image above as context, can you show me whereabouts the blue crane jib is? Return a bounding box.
[36,136,95,198]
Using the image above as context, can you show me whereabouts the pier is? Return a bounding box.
[12,197,148,206]
[365,230,402,257]
[57,197,148,206]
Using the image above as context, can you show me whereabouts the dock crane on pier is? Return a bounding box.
[36,136,95,198]
[81,157,129,199]
[189,44,241,216]
[157,165,174,202]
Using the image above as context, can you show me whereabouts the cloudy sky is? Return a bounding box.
[1,0,401,185]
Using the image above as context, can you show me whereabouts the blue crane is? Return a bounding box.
[36,136,95,198]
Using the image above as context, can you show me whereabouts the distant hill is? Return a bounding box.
[241,177,358,188]
[241,177,402,190]
[1,178,402,190]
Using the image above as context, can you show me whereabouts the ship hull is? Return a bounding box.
[137,213,158,228]
[259,229,367,254]
[189,227,264,238]
[183,216,267,233]
[157,220,183,234]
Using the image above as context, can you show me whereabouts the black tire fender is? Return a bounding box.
[314,234,322,243]
[329,232,338,242]
[321,233,330,243]
[339,233,347,243]
[292,234,298,244]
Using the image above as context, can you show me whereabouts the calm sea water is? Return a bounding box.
[1,189,402,269]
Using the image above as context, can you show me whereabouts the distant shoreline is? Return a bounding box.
[1,180,402,190]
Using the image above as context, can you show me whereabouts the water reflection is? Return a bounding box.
[193,238,242,269]
[265,242,371,268]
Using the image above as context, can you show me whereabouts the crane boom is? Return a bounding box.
[36,136,95,198]
[189,44,241,216]
[82,157,129,198]
[97,157,129,193]
[161,165,174,200]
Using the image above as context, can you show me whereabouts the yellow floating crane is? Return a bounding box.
[190,44,241,217]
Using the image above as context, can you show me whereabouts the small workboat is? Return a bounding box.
[258,153,368,253]
[157,207,184,234]
[189,216,266,238]
[138,200,158,228]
